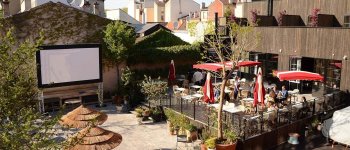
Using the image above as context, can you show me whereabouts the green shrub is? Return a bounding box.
[135,107,144,117]
[205,137,217,149]
[185,124,197,132]
[128,45,201,65]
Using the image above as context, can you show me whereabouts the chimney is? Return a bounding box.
[97,0,105,17]
[2,0,10,17]
[82,0,91,13]
[93,2,99,15]
[201,2,205,9]
[267,0,273,16]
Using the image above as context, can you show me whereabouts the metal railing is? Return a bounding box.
[151,90,348,140]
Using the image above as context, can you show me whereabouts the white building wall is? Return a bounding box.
[165,0,200,22]
[173,30,196,44]
[234,3,244,18]
[20,0,32,12]
[128,0,136,18]
[106,9,141,24]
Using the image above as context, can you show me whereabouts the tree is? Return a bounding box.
[205,22,259,140]
[0,28,63,149]
[103,21,136,94]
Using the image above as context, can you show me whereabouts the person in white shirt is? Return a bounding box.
[192,70,203,85]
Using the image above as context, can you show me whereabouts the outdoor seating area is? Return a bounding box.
[159,62,347,141]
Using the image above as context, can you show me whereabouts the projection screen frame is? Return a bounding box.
[36,44,103,88]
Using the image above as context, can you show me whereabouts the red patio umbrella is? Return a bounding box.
[253,67,266,107]
[202,72,214,103]
[330,62,342,69]
[168,60,176,86]
[193,61,261,72]
[276,71,324,81]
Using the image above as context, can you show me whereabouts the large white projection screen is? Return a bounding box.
[37,45,101,88]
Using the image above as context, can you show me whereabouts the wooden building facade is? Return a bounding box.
[237,0,350,92]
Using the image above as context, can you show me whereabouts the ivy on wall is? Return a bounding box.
[128,45,201,65]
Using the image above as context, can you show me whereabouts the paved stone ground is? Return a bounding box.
[95,104,201,150]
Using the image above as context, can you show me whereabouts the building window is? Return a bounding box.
[314,59,341,90]
[344,15,350,27]
[289,56,301,71]
[161,15,164,21]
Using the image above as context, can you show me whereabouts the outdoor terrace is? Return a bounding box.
[150,78,349,149]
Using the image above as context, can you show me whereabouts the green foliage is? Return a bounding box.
[164,108,175,121]
[128,45,201,65]
[0,9,3,18]
[164,109,190,128]
[135,107,144,117]
[120,67,144,107]
[139,76,167,103]
[204,21,215,35]
[0,29,62,149]
[200,129,211,144]
[120,66,134,95]
[224,129,238,144]
[205,137,217,149]
[134,29,188,49]
[103,21,136,64]
[224,6,232,18]
[311,118,320,128]
[185,124,197,132]
[187,21,199,37]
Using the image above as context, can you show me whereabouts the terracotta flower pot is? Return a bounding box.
[216,142,237,150]
[142,110,151,117]
[185,130,198,141]
[200,144,207,150]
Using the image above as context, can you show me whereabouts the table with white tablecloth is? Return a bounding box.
[322,106,350,146]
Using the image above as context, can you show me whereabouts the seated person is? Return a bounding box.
[269,90,277,102]
[192,70,203,85]
[272,86,278,95]
[280,85,288,100]
[267,100,277,111]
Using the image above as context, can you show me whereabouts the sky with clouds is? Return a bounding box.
[104,0,214,9]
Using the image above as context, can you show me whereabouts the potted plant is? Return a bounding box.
[185,124,198,142]
[311,118,320,131]
[200,129,211,150]
[151,107,163,122]
[142,108,151,117]
[216,129,238,150]
[164,109,175,135]
[135,107,144,118]
[205,137,217,150]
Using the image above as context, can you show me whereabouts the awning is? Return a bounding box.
[193,61,261,72]
[275,71,324,81]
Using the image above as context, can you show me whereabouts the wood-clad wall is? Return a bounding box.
[241,0,350,25]
[248,27,350,91]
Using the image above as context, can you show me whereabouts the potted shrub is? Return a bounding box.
[151,107,163,122]
[142,108,151,117]
[205,137,217,150]
[216,130,238,150]
[185,124,198,142]
[200,130,210,150]
[311,118,320,131]
[164,109,175,135]
[135,107,144,118]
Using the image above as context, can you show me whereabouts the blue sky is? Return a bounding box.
[105,0,213,9]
